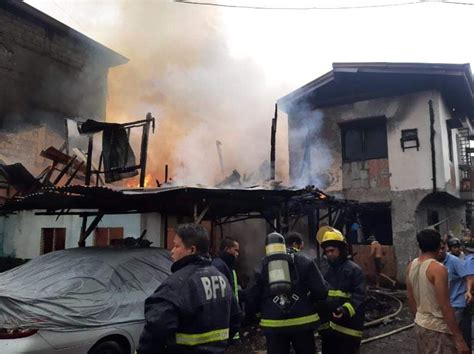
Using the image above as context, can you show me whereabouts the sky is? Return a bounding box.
[22,0,474,186]
[25,0,474,89]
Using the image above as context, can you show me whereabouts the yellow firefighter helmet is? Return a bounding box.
[316,226,345,245]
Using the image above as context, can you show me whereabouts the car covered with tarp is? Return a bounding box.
[0,246,171,354]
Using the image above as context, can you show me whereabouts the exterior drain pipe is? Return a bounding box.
[429,100,437,193]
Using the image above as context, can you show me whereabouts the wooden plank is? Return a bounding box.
[41,146,87,174]
[52,155,77,185]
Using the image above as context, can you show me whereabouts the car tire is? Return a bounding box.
[89,340,126,354]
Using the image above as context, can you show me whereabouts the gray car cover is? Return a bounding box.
[0,247,171,331]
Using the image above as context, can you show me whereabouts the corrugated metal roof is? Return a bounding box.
[0,185,342,219]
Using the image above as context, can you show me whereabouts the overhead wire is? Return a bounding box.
[174,0,474,10]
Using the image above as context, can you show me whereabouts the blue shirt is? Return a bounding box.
[464,253,474,276]
[443,253,467,308]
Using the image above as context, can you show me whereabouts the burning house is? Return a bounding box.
[0,0,149,258]
[279,62,474,281]
[0,0,127,175]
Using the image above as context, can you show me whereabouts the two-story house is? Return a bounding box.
[0,1,157,259]
[279,62,474,280]
[0,0,128,174]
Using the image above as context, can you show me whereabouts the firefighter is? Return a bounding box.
[285,231,305,253]
[212,237,240,302]
[317,227,366,354]
[246,231,328,354]
[212,237,241,342]
[137,223,242,354]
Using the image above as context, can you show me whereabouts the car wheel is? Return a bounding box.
[89,340,126,354]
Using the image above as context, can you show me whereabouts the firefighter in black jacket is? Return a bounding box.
[212,237,240,302]
[317,227,366,354]
[137,223,242,354]
[212,237,241,342]
[246,232,328,354]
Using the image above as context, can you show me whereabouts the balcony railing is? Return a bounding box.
[459,128,474,200]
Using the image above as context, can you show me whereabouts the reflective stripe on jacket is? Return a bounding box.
[317,259,366,340]
[260,313,320,328]
[175,328,229,346]
[137,255,242,354]
[246,251,328,333]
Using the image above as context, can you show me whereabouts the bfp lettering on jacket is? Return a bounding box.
[201,275,227,300]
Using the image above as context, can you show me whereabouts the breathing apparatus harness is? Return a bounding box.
[264,232,301,312]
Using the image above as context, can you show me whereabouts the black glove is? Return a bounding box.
[333,306,350,319]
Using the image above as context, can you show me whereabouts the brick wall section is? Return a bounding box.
[0,4,113,174]
[0,5,109,119]
[0,125,63,174]
[0,6,98,70]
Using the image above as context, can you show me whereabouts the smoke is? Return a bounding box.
[98,1,289,186]
[287,105,333,188]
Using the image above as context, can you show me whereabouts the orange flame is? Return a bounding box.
[126,174,154,188]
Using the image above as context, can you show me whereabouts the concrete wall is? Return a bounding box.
[289,91,459,196]
[289,90,459,196]
[0,211,162,259]
[141,213,163,248]
[0,6,109,121]
[0,5,112,174]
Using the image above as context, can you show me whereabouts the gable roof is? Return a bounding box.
[278,62,474,119]
[2,0,128,67]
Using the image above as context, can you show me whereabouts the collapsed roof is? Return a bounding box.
[0,184,349,221]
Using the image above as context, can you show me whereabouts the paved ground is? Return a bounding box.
[230,290,419,354]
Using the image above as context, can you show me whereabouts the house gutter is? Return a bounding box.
[429,99,437,193]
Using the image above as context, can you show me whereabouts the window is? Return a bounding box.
[427,210,440,231]
[41,228,66,254]
[341,118,388,162]
[94,227,124,246]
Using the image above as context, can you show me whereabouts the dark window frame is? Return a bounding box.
[94,227,124,246]
[41,228,66,254]
[340,117,388,162]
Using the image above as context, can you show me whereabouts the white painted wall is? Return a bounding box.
[1,211,162,259]
[140,213,163,248]
[289,90,459,196]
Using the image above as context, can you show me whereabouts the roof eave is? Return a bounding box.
[278,62,474,116]
[278,70,334,113]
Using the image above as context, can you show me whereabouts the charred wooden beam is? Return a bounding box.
[78,213,104,247]
[270,103,278,180]
[85,136,93,186]
[52,155,77,185]
[65,161,84,186]
[139,113,154,187]
[40,146,87,174]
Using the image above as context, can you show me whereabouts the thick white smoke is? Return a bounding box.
[287,107,333,188]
